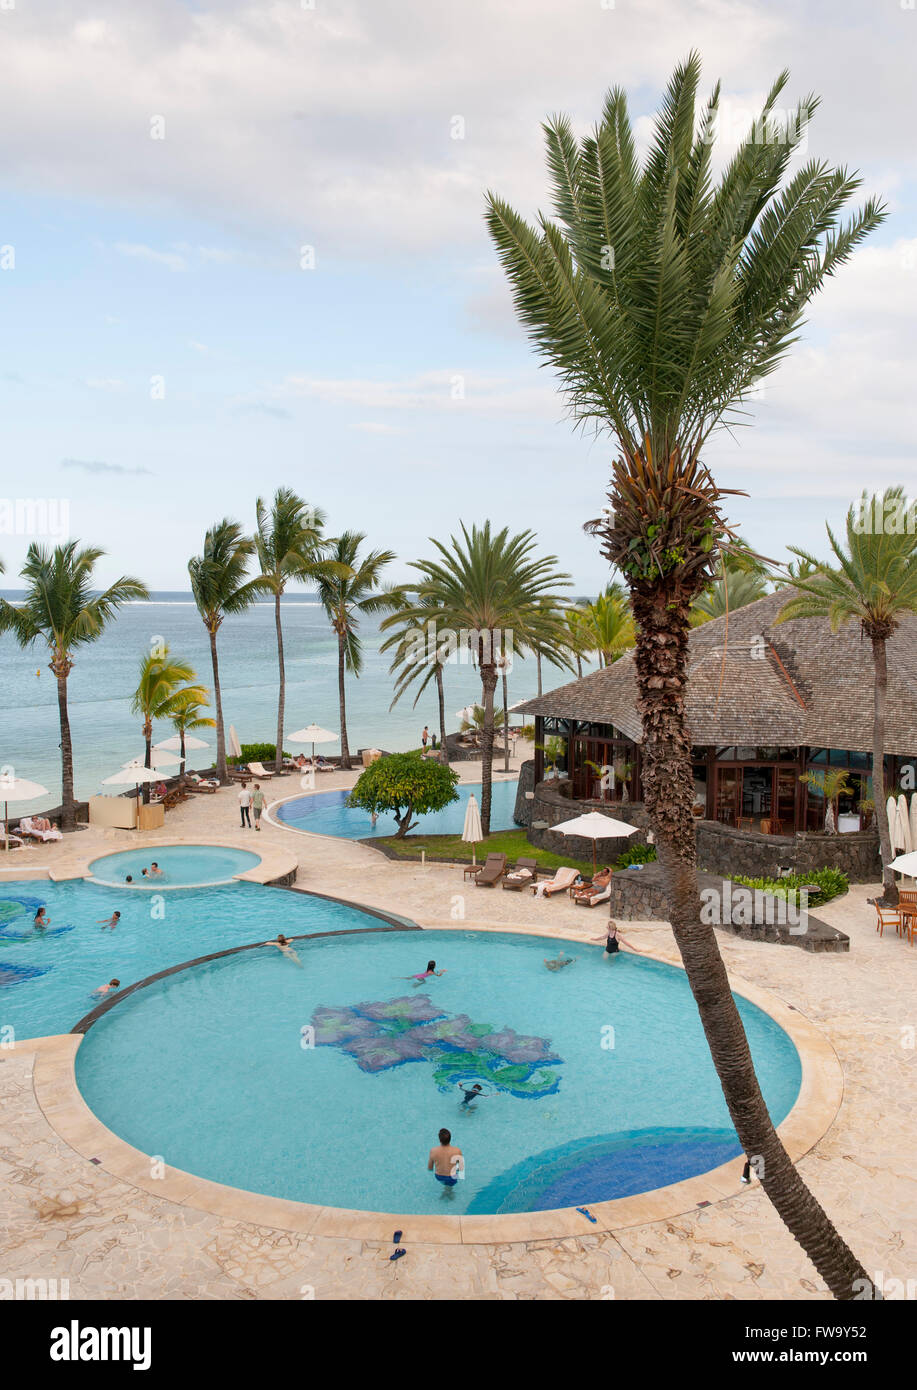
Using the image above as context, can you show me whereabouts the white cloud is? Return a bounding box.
[273,369,562,419]
[84,377,125,391]
[113,242,188,272]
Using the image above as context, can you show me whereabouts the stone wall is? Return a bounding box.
[526,778,652,863]
[695,820,880,883]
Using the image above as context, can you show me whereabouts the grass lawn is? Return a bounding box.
[372,828,597,876]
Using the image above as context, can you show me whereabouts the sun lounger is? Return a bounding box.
[502,857,539,891]
[1,824,24,851]
[185,774,219,794]
[573,880,612,908]
[247,762,275,780]
[471,852,507,888]
[18,817,62,843]
[229,767,250,782]
[533,865,579,897]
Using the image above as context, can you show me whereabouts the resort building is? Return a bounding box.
[518,593,917,874]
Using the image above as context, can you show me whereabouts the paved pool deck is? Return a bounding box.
[0,754,914,1299]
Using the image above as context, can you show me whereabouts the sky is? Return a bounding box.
[0,0,914,593]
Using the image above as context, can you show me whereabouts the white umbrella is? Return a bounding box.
[0,774,48,851]
[910,794,917,857]
[891,850,917,876]
[124,749,180,770]
[288,724,338,761]
[227,725,242,761]
[887,796,900,848]
[897,794,913,854]
[455,705,479,725]
[154,735,210,752]
[462,793,483,866]
[551,810,638,875]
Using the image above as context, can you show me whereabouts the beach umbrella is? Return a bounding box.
[288,724,338,761]
[0,773,48,851]
[887,796,899,848]
[104,760,164,785]
[462,793,483,866]
[551,810,638,876]
[227,725,242,762]
[891,850,917,877]
[124,749,180,770]
[897,794,913,853]
[910,794,917,856]
[455,705,478,725]
[154,735,210,752]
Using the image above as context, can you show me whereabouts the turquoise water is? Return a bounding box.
[88,844,261,888]
[75,929,801,1215]
[0,878,401,1041]
[274,778,519,838]
[0,594,583,815]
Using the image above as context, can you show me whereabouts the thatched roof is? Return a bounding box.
[518,591,917,755]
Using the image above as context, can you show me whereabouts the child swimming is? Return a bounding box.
[401,960,446,987]
[92,978,121,997]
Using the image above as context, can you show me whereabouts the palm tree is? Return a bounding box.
[580,586,636,665]
[379,588,450,762]
[188,520,263,783]
[563,604,594,678]
[0,543,148,830]
[131,647,207,799]
[799,766,853,835]
[485,55,884,1296]
[405,523,571,834]
[777,487,917,903]
[254,490,336,772]
[690,559,770,625]
[168,689,216,771]
[315,532,396,770]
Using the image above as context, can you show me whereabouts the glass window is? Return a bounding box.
[849,752,869,770]
[809,748,828,764]
[735,746,757,761]
[716,747,737,761]
[829,749,849,766]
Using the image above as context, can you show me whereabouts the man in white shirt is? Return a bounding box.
[239,785,252,828]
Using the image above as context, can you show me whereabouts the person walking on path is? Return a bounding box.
[252,783,265,831]
[239,785,252,828]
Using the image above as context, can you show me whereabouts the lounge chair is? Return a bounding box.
[472,853,507,888]
[1,824,24,851]
[18,816,62,843]
[571,866,613,906]
[502,858,539,891]
[185,774,219,794]
[247,762,275,780]
[533,865,579,897]
[229,767,250,782]
[573,880,612,908]
[160,787,189,811]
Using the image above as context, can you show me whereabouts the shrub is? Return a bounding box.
[614,842,657,869]
[346,752,459,838]
[237,742,292,764]
[731,866,849,907]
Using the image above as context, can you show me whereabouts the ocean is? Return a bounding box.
[0,592,590,814]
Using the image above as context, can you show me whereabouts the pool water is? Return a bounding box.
[88,844,261,888]
[0,878,403,1041]
[273,778,519,839]
[75,929,801,1216]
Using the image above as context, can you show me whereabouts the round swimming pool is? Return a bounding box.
[272,778,519,839]
[75,929,801,1216]
[88,844,261,888]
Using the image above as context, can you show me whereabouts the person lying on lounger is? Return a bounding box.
[571,866,612,904]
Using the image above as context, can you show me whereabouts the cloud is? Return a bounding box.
[273,369,561,419]
[233,401,293,420]
[84,377,124,390]
[113,242,188,272]
[188,340,209,354]
[61,458,152,476]
[349,421,405,435]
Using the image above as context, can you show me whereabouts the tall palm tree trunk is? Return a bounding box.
[536,650,543,697]
[871,636,897,905]
[209,628,228,784]
[142,718,153,805]
[274,591,286,774]
[479,657,497,835]
[435,664,448,765]
[338,633,351,770]
[54,664,76,832]
[180,730,187,778]
[632,581,872,1300]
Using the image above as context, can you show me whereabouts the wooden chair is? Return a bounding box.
[875,904,901,937]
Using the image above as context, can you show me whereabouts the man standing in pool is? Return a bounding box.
[428,1128,463,1193]
[148,862,164,878]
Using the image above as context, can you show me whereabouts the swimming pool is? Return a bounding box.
[88,844,261,888]
[272,778,519,839]
[0,878,408,1041]
[75,929,801,1216]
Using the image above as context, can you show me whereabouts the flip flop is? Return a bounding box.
[576,1207,597,1223]
[389,1248,406,1261]
[392,1230,403,1244]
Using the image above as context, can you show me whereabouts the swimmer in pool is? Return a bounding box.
[98,912,121,931]
[33,908,50,930]
[458,1083,491,1109]
[401,960,446,987]
[125,875,133,884]
[266,933,302,965]
[544,950,576,971]
[428,1128,463,1194]
[148,862,163,878]
[92,978,121,997]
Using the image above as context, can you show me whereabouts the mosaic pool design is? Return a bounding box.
[75,929,802,1215]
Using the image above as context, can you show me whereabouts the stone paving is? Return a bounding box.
[1,753,915,1299]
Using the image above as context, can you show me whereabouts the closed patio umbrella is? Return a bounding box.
[896,794,913,854]
[887,796,900,848]
[0,774,48,851]
[462,793,483,866]
[551,810,638,876]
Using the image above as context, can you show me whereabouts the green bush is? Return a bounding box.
[346,752,459,838]
[614,842,657,869]
[237,742,292,764]
[731,866,848,907]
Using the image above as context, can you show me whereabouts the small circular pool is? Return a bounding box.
[76,929,801,1215]
[273,777,519,839]
[88,844,261,888]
